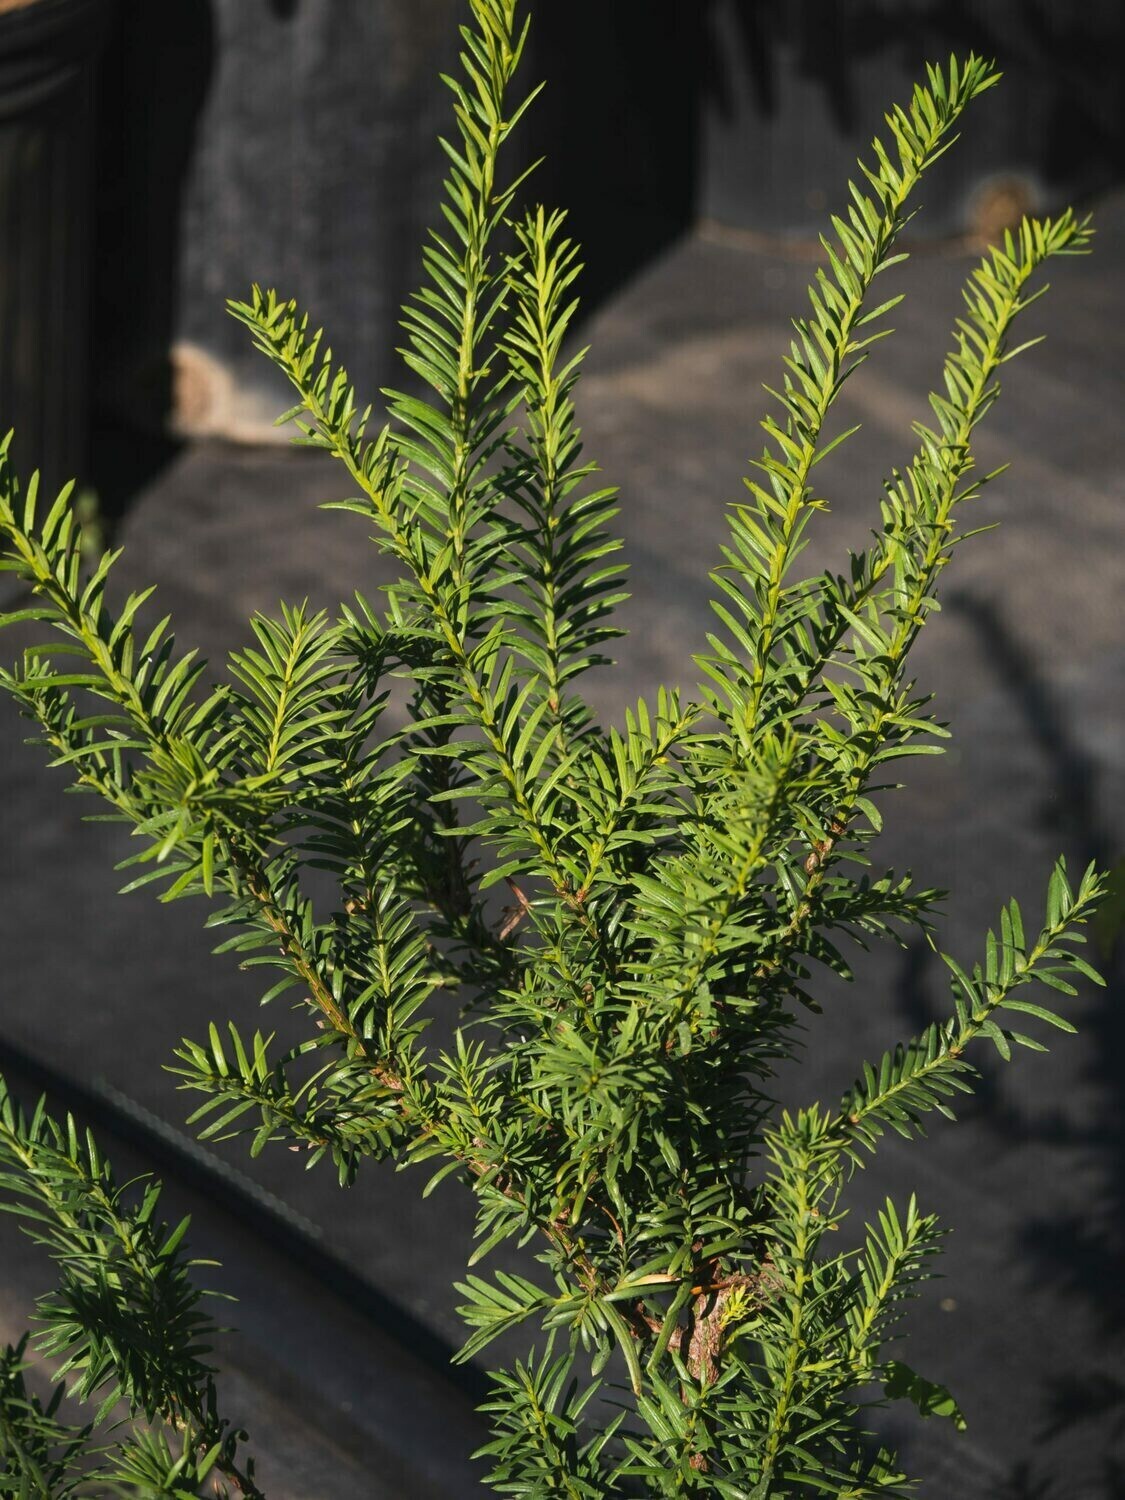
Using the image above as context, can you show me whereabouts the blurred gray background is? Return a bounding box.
[0,2,1123,1495]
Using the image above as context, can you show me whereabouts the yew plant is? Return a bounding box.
[0,1,1106,1494]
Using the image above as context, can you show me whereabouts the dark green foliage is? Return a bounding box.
[0,1,1104,1494]
[1,1335,95,1498]
[0,1081,258,1496]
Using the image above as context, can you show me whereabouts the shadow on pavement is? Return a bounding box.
[892,589,1125,1497]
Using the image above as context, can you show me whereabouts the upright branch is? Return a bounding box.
[700,55,1000,752]
[501,206,627,745]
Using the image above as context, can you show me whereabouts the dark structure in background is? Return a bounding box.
[92,0,462,462]
[700,0,1125,238]
[529,0,702,313]
[1,0,1123,503]
[91,0,213,459]
[85,0,1125,470]
[0,0,112,498]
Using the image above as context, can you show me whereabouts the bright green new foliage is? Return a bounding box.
[0,2,1105,1494]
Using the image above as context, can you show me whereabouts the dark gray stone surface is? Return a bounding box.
[2,189,1123,1494]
